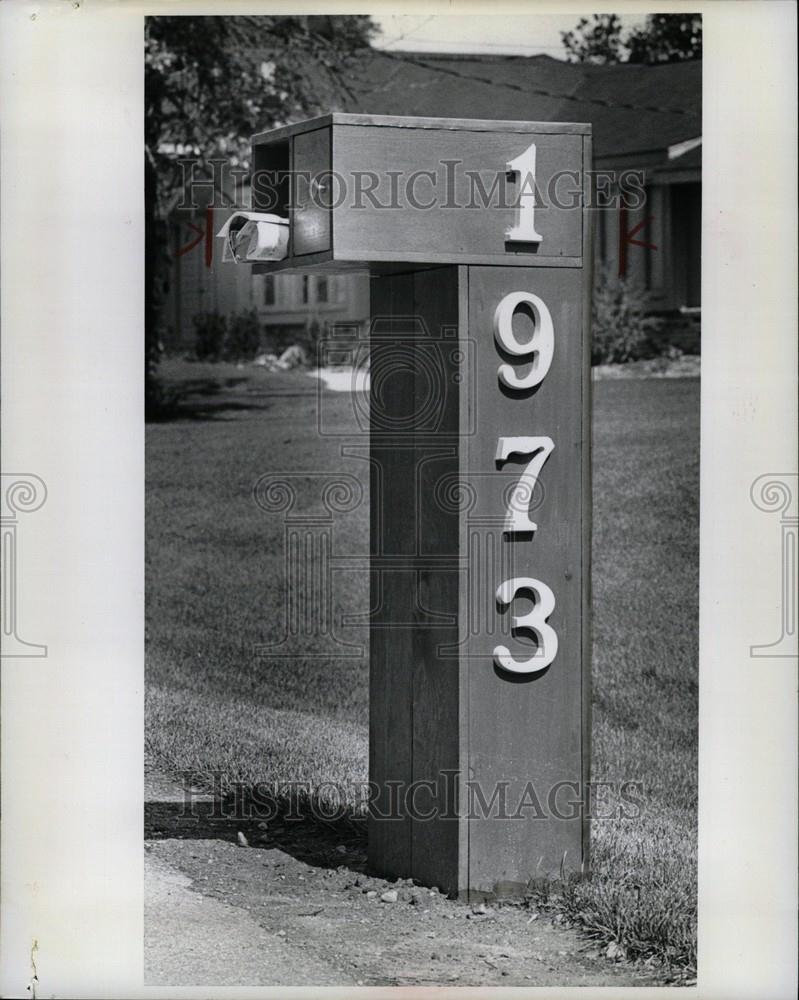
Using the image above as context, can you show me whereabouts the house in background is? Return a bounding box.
[162,52,701,355]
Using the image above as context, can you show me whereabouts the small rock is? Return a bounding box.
[526,912,539,924]
[277,930,286,938]
[237,831,249,848]
[606,941,626,962]
[381,889,399,903]
[366,890,377,899]
[336,845,347,854]
[257,821,269,830]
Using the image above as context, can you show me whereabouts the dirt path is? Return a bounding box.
[145,831,665,988]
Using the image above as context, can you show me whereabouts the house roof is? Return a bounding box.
[336,51,701,167]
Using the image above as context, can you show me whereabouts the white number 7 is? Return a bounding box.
[495,436,554,534]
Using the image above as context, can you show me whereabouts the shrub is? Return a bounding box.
[223,308,262,362]
[193,311,228,361]
[591,266,662,364]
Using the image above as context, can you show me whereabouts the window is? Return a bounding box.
[263,274,276,306]
[301,274,310,304]
[316,276,329,304]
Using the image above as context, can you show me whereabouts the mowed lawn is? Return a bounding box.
[146,361,698,971]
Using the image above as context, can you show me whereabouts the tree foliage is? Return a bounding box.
[562,13,702,65]
[145,15,375,203]
[144,15,375,416]
[561,14,625,66]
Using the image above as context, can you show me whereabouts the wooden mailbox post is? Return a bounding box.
[250,114,592,899]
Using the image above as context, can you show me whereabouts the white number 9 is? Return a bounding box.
[493,291,554,391]
[494,577,558,675]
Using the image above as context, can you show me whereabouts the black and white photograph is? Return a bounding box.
[142,11,702,988]
[0,3,796,998]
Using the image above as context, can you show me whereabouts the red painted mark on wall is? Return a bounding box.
[175,207,214,268]
[618,206,657,278]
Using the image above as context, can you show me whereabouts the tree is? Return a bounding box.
[144,15,375,415]
[561,14,625,66]
[562,13,702,65]
[626,14,703,65]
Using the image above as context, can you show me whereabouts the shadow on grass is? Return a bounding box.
[146,374,320,422]
[146,376,276,423]
[145,797,368,873]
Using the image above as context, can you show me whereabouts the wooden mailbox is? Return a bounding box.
[251,114,592,899]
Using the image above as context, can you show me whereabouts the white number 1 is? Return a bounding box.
[505,142,543,244]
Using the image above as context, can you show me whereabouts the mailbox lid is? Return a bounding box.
[293,126,332,255]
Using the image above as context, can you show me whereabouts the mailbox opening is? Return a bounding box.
[252,137,290,219]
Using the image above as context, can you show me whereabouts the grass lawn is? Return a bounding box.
[146,358,698,972]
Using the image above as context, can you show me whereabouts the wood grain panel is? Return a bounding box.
[368,271,416,877]
[408,267,462,894]
[333,125,582,260]
[464,265,587,893]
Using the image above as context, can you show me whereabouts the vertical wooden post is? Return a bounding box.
[368,260,590,899]
[248,114,592,900]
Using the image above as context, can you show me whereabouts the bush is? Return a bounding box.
[223,308,262,362]
[193,311,228,361]
[192,309,264,362]
[592,266,662,364]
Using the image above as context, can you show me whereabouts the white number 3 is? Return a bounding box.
[494,577,558,675]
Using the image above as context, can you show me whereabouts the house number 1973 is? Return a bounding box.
[492,148,558,674]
